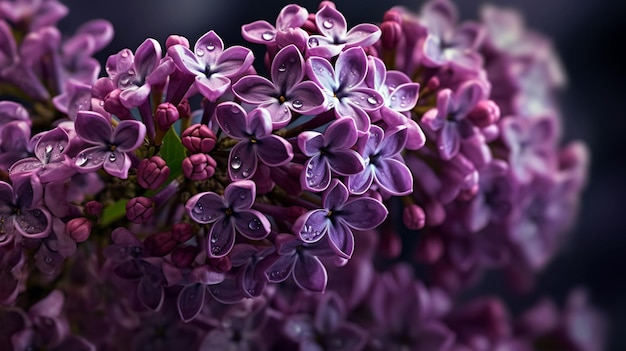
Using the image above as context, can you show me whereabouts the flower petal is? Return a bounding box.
[327,220,355,258]
[327,149,364,175]
[75,110,111,144]
[215,45,253,78]
[207,218,236,258]
[287,81,327,115]
[195,75,230,102]
[14,208,51,239]
[232,76,277,104]
[74,146,107,173]
[375,158,413,196]
[257,135,293,166]
[438,122,461,160]
[306,56,337,92]
[336,47,367,88]
[102,151,131,178]
[215,102,249,139]
[265,254,297,283]
[293,253,327,293]
[325,117,358,149]
[340,197,388,230]
[301,154,331,192]
[322,179,349,210]
[298,131,324,156]
[271,44,305,91]
[112,120,146,151]
[34,127,69,163]
[294,209,329,243]
[315,5,347,39]
[347,167,374,195]
[134,38,161,78]
[233,210,270,240]
[276,4,309,30]
[168,45,204,75]
[388,83,420,112]
[137,276,164,311]
[185,192,224,224]
[194,30,224,66]
[224,180,256,210]
[241,20,276,44]
[344,23,381,47]
[177,283,206,322]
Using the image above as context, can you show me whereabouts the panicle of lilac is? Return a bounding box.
[215,103,293,180]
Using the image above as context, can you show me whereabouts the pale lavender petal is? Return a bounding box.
[186,192,224,224]
[306,35,343,58]
[438,122,461,160]
[168,45,204,75]
[379,125,408,157]
[225,180,256,210]
[215,102,249,139]
[34,127,69,163]
[195,75,231,101]
[452,22,484,50]
[134,38,161,78]
[272,45,305,91]
[327,150,364,175]
[75,111,111,144]
[112,120,146,151]
[14,207,51,238]
[241,20,276,44]
[335,101,371,134]
[246,108,273,138]
[102,151,131,179]
[232,76,277,104]
[298,131,324,156]
[294,209,329,243]
[288,81,327,114]
[207,218,236,258]
[293,254,327,293]
[276,4,308,30]
[215,46,253,77]
[388,83,420,112]
[340,198,388,230]
[8,158,41,177]
[119,84,152,108]
[306,56,337,92]
[344,23,382,47]
[260,101,291,129]
[257,135,293,166]
[327,220,354,258]
[316,5,347,38]
[233,210,270,240]
[301,155,331,192]
[194,30,225,66]
[74,146,107,173]
[454,80,485,116]
[177,283,206,322]
[375,158,413,196]
[336,47,367,88]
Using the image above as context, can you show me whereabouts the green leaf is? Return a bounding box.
[100,199,129,227]
[160,127,186,185]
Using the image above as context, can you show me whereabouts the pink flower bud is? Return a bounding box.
[181,124,216,153]
[155,102,179,131]
[383,9,402,23]
[171,246,200,268]
[177,99,191,119]
[380,21,402,50]
[302,13,317,33]
[126,196,154,224]
[144,232,177,257]
[403,204,426,230]
[172,222,193,242]
[426,76,440,92]
[182,153,217,181]
[65,217,91,243]
[210,256,232,272]
[84,201,103,216]
[165,35,190,49]
[467,100,500,128]
[137,156,170,190]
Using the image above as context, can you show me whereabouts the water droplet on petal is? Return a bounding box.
[231,156,242,170]
[278,64,286,72]
[211,234,218,243]
[121,51,129,58]
[196,49,204,57]
[239,192,246,200]
[193,203,204,214]
[248,218,261,230]
[120,77,130,85]
[262,32,274,41]
[45,144,53,154]
[323,19,334,29]
[128,69,135,76]
[242,168,250,177]
[292,100,303,109]
[212,246,221,254]
[58,145,64,152]
[76,153,88,166]
[206,43,215,51]
[308,37,319,47]
[108,153,116,162]
[367,96,378,105]
[247,288,255,294]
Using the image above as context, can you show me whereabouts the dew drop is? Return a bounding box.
[262,32,274,41]
[247,288,255,295]
[76,154,88,166]
[367,96,378,105]
[292,100,303,109]
[108,153,116,162]
[58,145,64,152]
[322,19,334,29]
[120,77,130,85]
[248,218,261,231]
[211,234,218,243]
[278,64,287,72]
[99,101,104,106]
[308,37,319,47]
[239,191,246,200]
[127,69,135,76]
[206,43,216,51]
[211,246,221,254]
[45,144,53,154]
[231,156,242,170]
[193,203,204,214]
[196,49,204,57]
[242,168,250,178]
[121,51,129,58]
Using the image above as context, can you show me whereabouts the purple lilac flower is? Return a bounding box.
[306,4,381,58]
[241,4,308,45]
[293,179,387,258]
[0,101,30,126]
[306,46,384,133]
[283,292,368,351]
[347,124,413,196]
[73,110,146,179]
[264,233,336,293]
[0,121,31,170]
[228,243,275,298]
[215,103,293,180]
[0,0,68,31]
[297,117,364,192]
[233,44,327,129]
[0,177,52,245]
[420,0,484,72]
[0,242,25,305]
[168,30,254,101]
[185,180,271,258]
[9,126,75,183]
[421,80,487,160]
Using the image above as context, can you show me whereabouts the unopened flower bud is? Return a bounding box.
[302,13,317,33]
[426,76,440,92]
[172,222,193,242]
[155,102,179,131]
[137,156,170,190]
[103,89,132,119]
[177,99,191,119]
[182,154,217,181]
[84,201,103,216]
[65,217,91,242]
[144,231,177,257]
[165,35,190,49]
[380,21,402,50]
[210,256,232,272]
[171,246,200,268]
[468,100,500,128]
[181,124,216,153]
[126,196,154,224]
[383,8,402,23]
[403,204,426,230]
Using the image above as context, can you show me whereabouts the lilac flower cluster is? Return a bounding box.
[0,0,605,350]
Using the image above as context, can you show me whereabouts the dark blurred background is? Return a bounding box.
[57,0,626,349]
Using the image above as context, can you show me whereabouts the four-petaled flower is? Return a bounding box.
[215,103,293,180]
[233,44,327,129]
[0,177,52,245]
[241,4,308,45]
[298,117,364,192]
[168,30,254,101]
[293,179,388,258]
[73,110,146,179]
[185,180,271,258]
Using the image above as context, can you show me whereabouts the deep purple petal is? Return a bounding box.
[102,151,131,178]
[336,47,367,88]
[239,262,266,297]
[8,158,41,177]
[323,179,349,210]
[232,76,277,104]
[74,146,107,173]
[265,254,297,282]
[379,125,408,157]
[301,155,331,192]
[287,81,327,115]
[215,102,249,139]
[257,135,293,166]
[340,197,388,230]
[34,127,69,163]
[225,180,256,210]
[294,209,329,243]
[375,158,413,196]
[177,283,206,322]
[195,75,231,102]
[207,276,245,304]
[293,253,327,293]
[347,167,374,195]
[137,276,164,311]
[228,141,258,180]
[185,192,224,224]
[454,80,485,117]
[15,208,51,239]
[334,101,372,134]
[271,45,305,91]
[327,220,354,258]
[325,117,358,149]
[75,111,111,144]
[298,131,324,156]
[327,150,364,175]
[207,218,236,258]
[233,210,270,240]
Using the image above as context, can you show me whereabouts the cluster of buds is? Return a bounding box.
[0,0,604,350]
